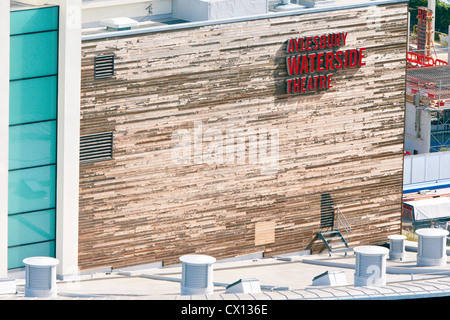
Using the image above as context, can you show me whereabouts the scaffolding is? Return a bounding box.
[416,7,434,57]
[406,4,449,153]
[408,6,448,68]
[407,66,450,152]
[407,67,450,100]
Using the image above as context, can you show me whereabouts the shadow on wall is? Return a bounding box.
[320,193,335,230]
[306,192,337,254]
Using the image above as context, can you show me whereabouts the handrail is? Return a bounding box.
[336,207,351,244]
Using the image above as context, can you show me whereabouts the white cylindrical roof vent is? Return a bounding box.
[23,257,59,298]
[180,254,216,296]
[354,246,389,287]
[416,228,449,267]
[388,235,407,260]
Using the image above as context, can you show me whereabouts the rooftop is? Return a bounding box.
[5,240,450,300]
[79,0,409,40]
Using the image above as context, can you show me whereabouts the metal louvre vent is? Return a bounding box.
[94,54,114,79]
[356,255,381,277]
[80,132,113,163]
[183,264,208,288]
[391,241,402,253]
[28,267,51,290]
[420,237,443,259]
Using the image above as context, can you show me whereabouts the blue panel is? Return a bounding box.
[10,6,59,35]
[8,210,56,247]
[8,241,55,269]
[8,6,59,270]
[9,121,57,170]
[8,165,56,215]
[10,31,58,81]
[9,76,57,125]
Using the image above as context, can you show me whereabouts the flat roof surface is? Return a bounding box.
[6,241,450,300]
[81,0,409,40]
[404,186,450,201]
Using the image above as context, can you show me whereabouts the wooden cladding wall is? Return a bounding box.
[79,3,408,270]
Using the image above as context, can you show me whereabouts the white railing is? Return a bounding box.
[336,207,351,243]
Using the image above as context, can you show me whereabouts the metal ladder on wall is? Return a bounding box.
[317,207,352,256]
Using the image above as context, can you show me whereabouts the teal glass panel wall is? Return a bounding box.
[9,76,57,125]
[8,6,59,269]
[9,121,57,170]
[8,209,56,247]
[9,6,58,35]
[10,31,58,81]
[8,242,55,271]
[8,165,57,214]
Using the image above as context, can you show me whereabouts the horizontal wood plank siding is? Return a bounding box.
[79,3,408,270]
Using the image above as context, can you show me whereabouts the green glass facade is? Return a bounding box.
[8,6,59,269]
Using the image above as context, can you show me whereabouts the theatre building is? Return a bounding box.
[0,0,408,279]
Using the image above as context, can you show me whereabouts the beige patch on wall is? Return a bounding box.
[254,221,276,246]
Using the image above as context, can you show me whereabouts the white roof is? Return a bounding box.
[405,197,450,221]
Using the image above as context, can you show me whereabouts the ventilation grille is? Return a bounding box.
[80,132,113,163]
[420,237,443,259]
[356,255,381,277]
[391,240,402,253]
[183,264,209,288]
[94,54,114,79]
[27,267,51,290]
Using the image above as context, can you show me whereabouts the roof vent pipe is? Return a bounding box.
[23,257,59,298]
[416,228,449,266]
[180,254,216,295]
[388,235,407,260]
[354,246,389,287]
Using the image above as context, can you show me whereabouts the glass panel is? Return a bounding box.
[10,31,58,81]
[9,121,57,170]
[10,6,59,36]
[8,241,55,269]
[8,209,56,247]
[8,165,56,215]
[9,76,57,125]
[8,6,59,271]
